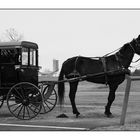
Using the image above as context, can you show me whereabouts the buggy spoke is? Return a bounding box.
[25,106,30,119]
[8,95,22,104]
[23,106,25,119]
[42,104,47,112]
[30,104,41,113]
[47,98,56,101]
[30,103,40,112]
[12,104,22,113]
[13,88,23,99]
[25,88,35,96]
[40,88,57,114]
[17,105,23,118]
[12,93,21,100]
[44,101,51,109]
[27,105,37,115]
[19,85,25,98]
[45,100,54,105]
[9,103,21,108]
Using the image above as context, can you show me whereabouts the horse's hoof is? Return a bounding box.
[107,114,114,118]
[104,113,114,118]
[75,112,80,118]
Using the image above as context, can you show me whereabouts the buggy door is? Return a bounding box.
[0,48,19,87]
[19,47,38,86]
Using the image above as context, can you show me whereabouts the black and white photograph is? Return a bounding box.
[1,6,140,134]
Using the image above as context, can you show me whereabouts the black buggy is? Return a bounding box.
[0,41,57,120]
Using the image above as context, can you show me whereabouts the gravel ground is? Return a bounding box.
[1,80,140,131]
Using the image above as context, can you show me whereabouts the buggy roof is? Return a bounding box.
[0,41,38,49]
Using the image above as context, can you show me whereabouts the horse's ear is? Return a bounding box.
[137,34,140,39]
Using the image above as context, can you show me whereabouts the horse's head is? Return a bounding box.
[131,35,140,55]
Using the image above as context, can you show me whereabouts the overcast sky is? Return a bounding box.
[0,10,140,71]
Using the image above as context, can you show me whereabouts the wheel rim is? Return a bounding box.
[7,82,43,120]
[0,95,4,108]
[40,85,57,114]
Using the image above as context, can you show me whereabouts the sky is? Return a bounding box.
[0,10,140,71]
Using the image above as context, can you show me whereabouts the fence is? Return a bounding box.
[120,75,140,125]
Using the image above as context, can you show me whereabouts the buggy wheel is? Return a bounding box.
[40,84,57,114]
[0,95,4,108]
[7,82,43,120]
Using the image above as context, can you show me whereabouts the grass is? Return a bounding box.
[39,75,140,92]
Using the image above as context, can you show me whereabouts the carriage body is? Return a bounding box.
[0,41,44,120]
[0,41,39,95]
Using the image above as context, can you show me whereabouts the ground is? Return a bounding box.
[1,79,140,131]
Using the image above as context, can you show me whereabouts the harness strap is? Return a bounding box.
[101,57,108,85]
[115,52,126,69]
[74,56,79,71]
[68,56,81,79]
[115,53,130,74]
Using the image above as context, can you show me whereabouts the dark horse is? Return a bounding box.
[58,35,140,118]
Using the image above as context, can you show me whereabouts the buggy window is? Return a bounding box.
[22,47,28,65]
[0,48,19,64]
[30,49,36,66]
[22,48,37,66]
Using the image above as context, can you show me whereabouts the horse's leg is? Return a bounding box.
[69,81,80,118]
[104,84,118,117]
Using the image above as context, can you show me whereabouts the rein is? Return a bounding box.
[104,38,138,57]
[103,47,122,57]
[103,38,140,72]
[132,58,140,63]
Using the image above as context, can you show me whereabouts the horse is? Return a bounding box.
[58,35,140,118]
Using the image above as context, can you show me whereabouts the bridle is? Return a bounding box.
[115,38,140,66]
[103,38,139,57]
[129,38,140,53]
[129,38,140,64]
[129,42,136,53]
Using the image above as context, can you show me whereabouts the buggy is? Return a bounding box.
[0,41,57,120]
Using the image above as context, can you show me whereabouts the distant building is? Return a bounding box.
[53,59,59,76]
[39,59,59,77]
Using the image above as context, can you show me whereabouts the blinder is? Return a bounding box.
[134,38,140,47]
[129,38,140,53]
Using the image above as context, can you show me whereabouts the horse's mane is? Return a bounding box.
[119,39,136,55]
[118,43,128,54]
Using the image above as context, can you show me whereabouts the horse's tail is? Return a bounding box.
[58,65,65,106]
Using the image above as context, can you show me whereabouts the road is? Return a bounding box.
[0,90,140,131]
